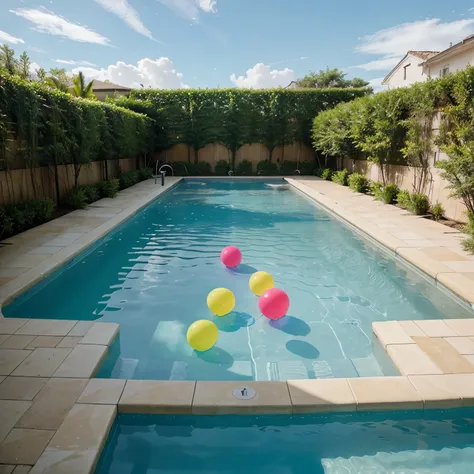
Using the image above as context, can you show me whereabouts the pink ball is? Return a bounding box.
[259,288,290,320]
[220,246,242,268]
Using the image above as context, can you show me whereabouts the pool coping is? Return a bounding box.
[1,176,474,473]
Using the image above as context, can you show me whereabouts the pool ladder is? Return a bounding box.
[154,163,174,185]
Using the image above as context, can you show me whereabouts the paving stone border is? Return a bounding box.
[1,176,474,473]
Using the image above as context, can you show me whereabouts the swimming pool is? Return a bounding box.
[4,179,472,380]
[95,409,474,473]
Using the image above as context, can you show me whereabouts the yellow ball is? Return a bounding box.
[249,271,275,296]
[207,288,235,316]
[187,320,218,352]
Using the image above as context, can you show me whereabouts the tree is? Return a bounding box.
[296,67,369,89]
[36,67,47,83]
[46,68,70,92]
[71,71,95,99]
[17,52,31,80]
[0,44,17,75]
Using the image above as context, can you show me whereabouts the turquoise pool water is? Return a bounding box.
[4,179,472,380]
[95,409,474,473]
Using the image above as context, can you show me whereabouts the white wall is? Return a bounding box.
[385,55,427,89]
[427,47,474,78]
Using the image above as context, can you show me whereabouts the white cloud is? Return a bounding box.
[75,57,187,89]
[198,0,217,13]
[356,18,474,57]
[54,59,97,66]
[0,29,24,44]
[230,63,295,89]
[10,8,110,45]
[351,57,401,71]
[94,0,155,40]
[351,18,474,73]
[368,77,386,93]
[156,0,218,21]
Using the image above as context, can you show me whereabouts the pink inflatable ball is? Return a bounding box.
[220,246,242,268]
[259,288,290,320]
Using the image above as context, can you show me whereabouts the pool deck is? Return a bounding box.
[0,176,474,473]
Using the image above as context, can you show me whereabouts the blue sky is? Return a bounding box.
[1,0,474,90]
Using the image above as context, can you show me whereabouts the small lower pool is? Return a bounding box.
[95,409,474,473]
[3,179,472,380]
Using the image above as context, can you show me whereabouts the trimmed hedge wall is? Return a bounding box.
[126,88,370,166]
[0,73,152,185]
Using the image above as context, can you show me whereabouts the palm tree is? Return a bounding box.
[71,72,95,99]
[45,76,69,93]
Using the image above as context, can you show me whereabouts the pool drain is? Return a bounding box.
[232,387,256,400]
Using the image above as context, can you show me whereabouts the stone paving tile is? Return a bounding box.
[288,379,356,413]
[16,379,88,430]
[26,247,63,256]
[120,381,196,414]
[28,449,98,474]
[464,355,474,366]
[419,247,470,262]
[15,321,77,338]
[444,319,474,337]
[12,466,31,474]
[48,404,116,451]
[413,320,458,338]
[0,320,29,336]
[53,345,107,378]
[0,335,10,345]
[12,349,72,378]
[398,321,427,337]
[0,377,49,401]
[25,337,62,350]
[192,381,291,415]
[408,375,462,409]
[1,254,50,269]
[436,273,474,305]
[0,400,31,443]
[413,337,474,374]
[66,322,93,337]
[438,374,474,405]
[0,465,15,474]
[348,376,423,411]
[372,321,413,348]
[55,337,82,349]
[1,336,36,350]
[80,323,119,346]
[444,261,474,273]
[387,344,443,375]
[77,379,125,405]
[445,337,474,354]
[0,429,54,465]
[0,269,28,279]
[397,248,454,278]
[0,350,32,376]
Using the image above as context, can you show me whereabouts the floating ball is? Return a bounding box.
[249,271,275,296]
[207,288,236,316]
[220,246,242,268]
[187,320,218,352]
[259,288,290,320]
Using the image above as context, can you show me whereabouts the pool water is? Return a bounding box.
[4,179,472,380]
[95,410,474,473]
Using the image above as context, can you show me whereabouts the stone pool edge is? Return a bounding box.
[0,177,183,313]
[1,176,474,473]
[285,177,474,307]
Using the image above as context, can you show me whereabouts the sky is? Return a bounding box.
[1,0,474,91]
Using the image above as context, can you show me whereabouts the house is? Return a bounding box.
[381,51,439,90]
[91,80,131,101]
[421,34,474,79]
[382,34,474,89]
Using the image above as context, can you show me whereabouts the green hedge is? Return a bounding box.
[125,88,369,166]
[0,73,152,184]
